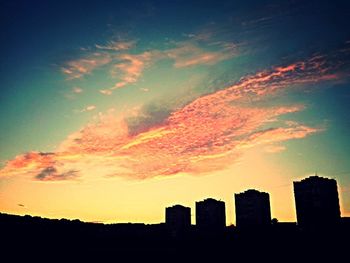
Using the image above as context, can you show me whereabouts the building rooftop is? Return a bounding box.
[294,175,336,183]
[166,204,190,209]
[196,198,224,203]
[236,189,269,195]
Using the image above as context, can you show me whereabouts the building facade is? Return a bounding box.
[293,175,341,228]
[196,198,226,230]
[165,204,191,231]
[235,189,271,228]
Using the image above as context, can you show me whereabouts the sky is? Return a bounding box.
[1,0,350,224]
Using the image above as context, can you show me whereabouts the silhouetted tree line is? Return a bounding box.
[1,212,349,261]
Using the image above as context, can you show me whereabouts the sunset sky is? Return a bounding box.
[1,0,350,224]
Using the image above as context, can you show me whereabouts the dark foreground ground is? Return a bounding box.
[1,213,349,261]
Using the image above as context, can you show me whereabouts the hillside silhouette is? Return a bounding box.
[1,212,349,261]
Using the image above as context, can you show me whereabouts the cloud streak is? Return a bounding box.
[95,40,135,51]
[99,40,236,95]
[166,41,236,68]
[77,105,96,113]
[62,36,238,95]
[1,53,341,181]
[62,53,112,80]
[100,52,152,94]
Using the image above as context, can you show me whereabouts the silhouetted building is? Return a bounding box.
[293,175,341,228]
[165,204,191,231]
[196,198,226,230]
[235,189,271,228]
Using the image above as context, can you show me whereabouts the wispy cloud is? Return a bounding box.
[166,41,236,68]
[237,125,320,150]
[62,52,112,79]
[99,40,236,95]
[183,31,213,41]
[1,54,340,181]
[64,86,84,100]
[264,144,286,153]
[99,89,113,95]
[109,52,152,91]
[72,87,83,94]
[79,105,96,113]
[62,35,238,95]
[95,40,135,51]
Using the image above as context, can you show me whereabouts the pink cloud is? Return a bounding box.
[2,55,339,181]
[100,52,152,95]
[62,53,112,79]
[62,40,135,81]
[98,40,236,94]
[167,41,236,68]
[0,151,81,181]
[64,38,238,95]
[44,105,310,180]
[237,125,320,150]
[112,53,151,84]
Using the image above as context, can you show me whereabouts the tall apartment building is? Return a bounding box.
[235,189,271,228]
[196,198,226,230]
[293,175,341,228]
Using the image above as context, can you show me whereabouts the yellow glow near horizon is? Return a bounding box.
[2,146,347,225]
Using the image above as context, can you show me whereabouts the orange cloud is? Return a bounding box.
[0,151,83,181]
[1,55,339,181]
[264,145,287,153]
[100,39,235,95]
[237,125,321,150]
[62,53,112,79]
[63,38,238,95]
[167,41,236,68]
[100,52,153,95]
